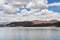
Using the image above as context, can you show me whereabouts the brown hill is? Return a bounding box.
[6,20,60,27]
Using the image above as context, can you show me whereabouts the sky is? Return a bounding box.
[0,0,60,22]
[17,0,60,13]
[48,0,60,13]
[48,0,60,4]
[0,0,60,14]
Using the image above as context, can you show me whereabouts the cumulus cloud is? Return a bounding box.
[48,2,60,6]
[13,8,60,21]
[33,9,57,16]
[3,4,13,9]
[0,0,4,4]
[40,9,55,14]
[0,8,60,22]
[7,0,31,5]
[15,0,30,3]
[0,0,60,22]
[28,9,60,21]
[20,9,30,15]
[0,0,48,9]
[26,0,47,9]
[13,0,47,5]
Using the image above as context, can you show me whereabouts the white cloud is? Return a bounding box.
[0,0,4,4]
[0,0,60,22]
[28,9,60,21]
[48,2,60,6]
[15,0,30,3]
[6,0,29,4]
[40,9,55,14]
[3,4,13,9]
[13,9,60,21]
[0,0,48,9]
[21,9,30,15]
[0,8,60,22]
[26,0,47,9]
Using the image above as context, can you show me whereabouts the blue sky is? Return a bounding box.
[19,0,60,13]
[48,0,60,4]
[17,0,60,13]
[0,0,60,13]
[48,0,60,13]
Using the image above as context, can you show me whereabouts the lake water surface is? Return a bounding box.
[0,27,59,40]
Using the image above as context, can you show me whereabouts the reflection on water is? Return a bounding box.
[0,27,60,40]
